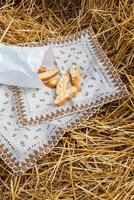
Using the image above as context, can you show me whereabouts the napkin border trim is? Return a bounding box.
[0,107,98,175]
[10,27,128,127]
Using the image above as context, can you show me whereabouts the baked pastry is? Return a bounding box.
[69,65,81,88]
[53,73,80,106]
[38,67,60,81]
[53,86,79,106]
[38,66,47,74]
[37,65,81,106]
[45,76,60,88]
[56,74,70,95]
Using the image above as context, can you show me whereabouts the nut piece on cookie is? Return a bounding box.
[53,86,79,106]
[54,72,81,106]
[56,74,71,95]
[38,67,60,81]
[45,76,60,88]
[69,65,81,87]
[38,66,47,74]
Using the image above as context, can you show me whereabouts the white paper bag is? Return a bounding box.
[0,44,55,88]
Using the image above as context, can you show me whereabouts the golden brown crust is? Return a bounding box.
[38,67,60,81]
[37,64,81,106]
[54,72,81,106]
[56,74,71,95]
[45,76,60,88]
[69,65,81,87]
[53,86,79,106]
[37,66,47,74]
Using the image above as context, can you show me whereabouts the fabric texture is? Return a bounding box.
[0,27,128,175]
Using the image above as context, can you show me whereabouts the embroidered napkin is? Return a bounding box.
[0,27,128,174]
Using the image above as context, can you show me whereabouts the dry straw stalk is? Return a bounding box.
[0,0,134,199]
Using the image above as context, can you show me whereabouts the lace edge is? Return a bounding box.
[0,107,99,175]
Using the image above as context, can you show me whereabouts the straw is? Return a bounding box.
[0,0,133,199]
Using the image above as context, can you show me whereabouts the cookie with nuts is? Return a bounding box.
[37,65,81,106]
[53,73,80,106]
[45,76,60,88]
[38,67,60,81]
[69,65,81,89]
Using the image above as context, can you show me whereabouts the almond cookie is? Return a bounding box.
[56,74,71,95]
[45,76,60,88]
[38,66,47,74]
[69,65,81,88]
[53,86,79,106]
[54,73,80,106]
[38,67,60,81]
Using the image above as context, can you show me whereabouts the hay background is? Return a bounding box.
[0,0,134,199]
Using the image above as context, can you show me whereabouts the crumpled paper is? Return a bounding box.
[0,45,55,88]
